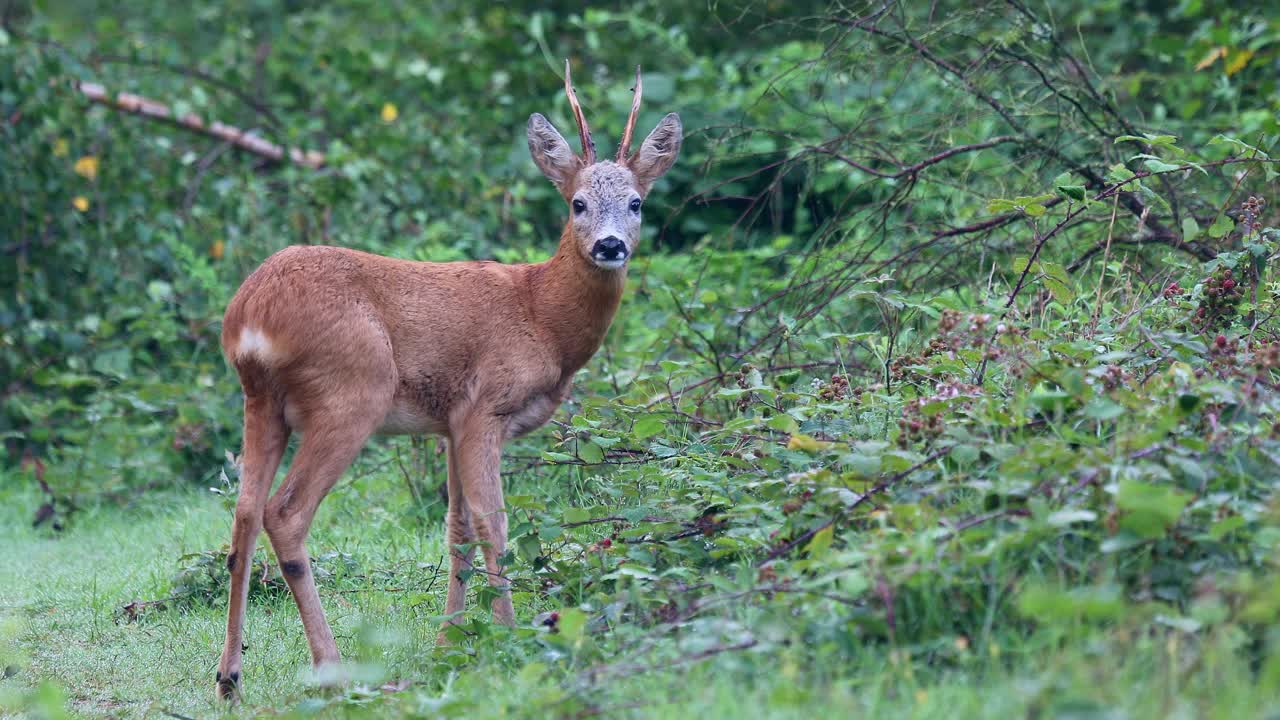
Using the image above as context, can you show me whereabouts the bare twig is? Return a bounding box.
[583,638,759,682]
[809,135,1019,180]
[757,445,953,567]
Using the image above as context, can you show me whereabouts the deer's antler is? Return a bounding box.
[618,65,643,163]
[563,60,596,165]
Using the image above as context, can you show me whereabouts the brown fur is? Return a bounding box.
[214,69,681,701]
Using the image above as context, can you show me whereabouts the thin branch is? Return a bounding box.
[757,445,953,567]
[89,53,283,129]
[810,135,1019,179]
[73,80,325,169]
[582,638,759,682]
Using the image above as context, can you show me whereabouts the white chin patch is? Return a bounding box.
[592,258,627,270]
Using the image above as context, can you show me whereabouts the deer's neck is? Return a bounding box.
[530,225,627,375]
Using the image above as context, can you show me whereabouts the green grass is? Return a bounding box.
[0,468,456,717]
[3,469,1278,720]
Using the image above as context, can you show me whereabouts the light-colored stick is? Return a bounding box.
[74,80,325,169]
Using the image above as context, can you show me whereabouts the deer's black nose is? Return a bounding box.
[591,237,628,262]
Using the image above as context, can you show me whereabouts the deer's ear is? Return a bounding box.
[527,113,580,195]
[630,112,682,195]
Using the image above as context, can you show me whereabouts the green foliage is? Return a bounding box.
[3,0,1280,717]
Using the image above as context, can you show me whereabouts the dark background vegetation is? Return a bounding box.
[2,0,1279,717]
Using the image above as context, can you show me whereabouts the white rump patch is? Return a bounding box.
[235,326,283,364]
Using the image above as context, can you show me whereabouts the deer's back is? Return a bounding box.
[221,245,562,435]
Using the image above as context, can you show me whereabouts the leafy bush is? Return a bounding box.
[2,0,1280,716]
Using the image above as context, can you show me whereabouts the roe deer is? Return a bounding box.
[214,62,681,700]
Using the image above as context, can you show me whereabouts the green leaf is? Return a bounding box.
[1142,157,1183,173]
[879,451,919,473]
[1182,216,1200,242]
[787,434,835,453]
[766,413,799,433]
[1208,134,1270,160]
[774,369,802,387]
[1177,393,1202,414]
[1208,516,1246,540]
[1083,399,1125,420]
[1116,133,1178,148]
[1047,509,1097,527]
[506,495,545,512]
[563,507,591,524]
[557,607,587,646]
[1208,214,1235,239]
[804,525,834,559]
[631,415,666,439]
[1100,532,1145,553]
[92,347,132,379]
[1106,163,1136,184]
[1055,183,1086,201]
[1165,455,1206,483]
[1116,479,1191,539]
[516,534,541,563]
[986,193,1053,216]
[1017,583,1125,623]
[1040,261,1074,304]
[577,440,605,464]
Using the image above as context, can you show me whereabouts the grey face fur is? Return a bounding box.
[527,111,682,271]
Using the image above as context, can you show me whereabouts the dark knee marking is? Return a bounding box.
[226,552,238,572]
[280,560,307,579]
[216,670,239,685]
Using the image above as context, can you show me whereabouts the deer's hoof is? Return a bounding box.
[215,670,240,702]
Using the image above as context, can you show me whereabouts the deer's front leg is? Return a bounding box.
[444,416,515,630]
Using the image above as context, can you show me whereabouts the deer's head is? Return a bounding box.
[527,63,682,271]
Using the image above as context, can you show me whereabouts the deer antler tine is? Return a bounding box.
[618,65,643,163]
[563,59,596,165]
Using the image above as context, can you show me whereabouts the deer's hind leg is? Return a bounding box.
[217,379,290,701]
[260,332,398,678]
[261,420,380,672]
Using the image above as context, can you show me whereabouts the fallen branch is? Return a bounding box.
[73,80,325,169]
[89,53,283,129]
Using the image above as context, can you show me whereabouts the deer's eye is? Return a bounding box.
[572,199,587,214]
[629,198,642,213]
